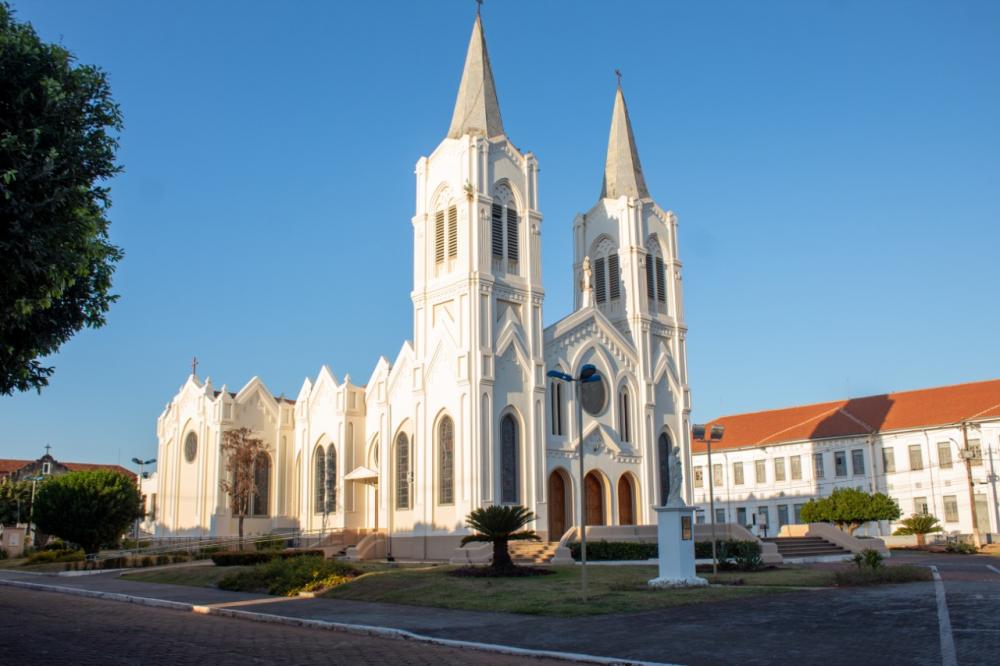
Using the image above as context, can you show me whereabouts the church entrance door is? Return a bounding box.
[585,472,605,525]
[618,475,634,525]
[548,471,567,539]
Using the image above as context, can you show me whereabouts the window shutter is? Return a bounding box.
[608,253,620,299]
[447,206,458,259]
[434,210,445,264]
[645,256,655,300]
[506,208,518,262]
[655,257,666,303]
[491,204,504,257]
[594,257,607,303]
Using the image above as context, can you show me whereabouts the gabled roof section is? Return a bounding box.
[695,378,1000,453]
[601,85,649,199]
[447,13,505,140]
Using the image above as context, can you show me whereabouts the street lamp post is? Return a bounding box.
[27,475,45,546]
[131,457,156,548]
[547,364,601,602]
[692,424,725,575]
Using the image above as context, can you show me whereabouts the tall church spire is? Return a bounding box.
[601,82,649,199]
[447,13,504,140]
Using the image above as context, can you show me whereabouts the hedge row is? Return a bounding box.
[567,539,763,570]
[211,549,324,566]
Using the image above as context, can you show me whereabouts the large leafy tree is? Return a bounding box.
[1,2,124,394]
[461,505,539,573]
[32,469,142,554]
[800,487,901,535]
[0,479,34,525]
[220,427,269,548]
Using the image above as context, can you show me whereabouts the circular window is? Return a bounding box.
[581,377,607,416]
[184,432,198,462]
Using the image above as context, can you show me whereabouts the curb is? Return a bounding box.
[0,577,677,666]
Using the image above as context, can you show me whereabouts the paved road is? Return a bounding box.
[0,586,567,666]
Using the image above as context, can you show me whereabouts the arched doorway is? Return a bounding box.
[618,474,635,525]
[547,470,569,539]
[584,471,605,526]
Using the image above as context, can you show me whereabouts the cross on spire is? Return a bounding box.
[44,444,52,456]
[615,69,623,88]
[476,0,483,15]
[191,356,199,376]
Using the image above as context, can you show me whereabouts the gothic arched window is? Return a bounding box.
[550,381,564,436]
[434,204,458,271]
[252,452,270,517]
[313,446,326,513]
[325,445,337,513]
[500,413,519,504]
[618,386,632,444]
[491,183,519,272]
[658,433,672,505]
[590,237,620,305]
[438,416,455,505]
[395,433,411,510]
[646,237,667,308]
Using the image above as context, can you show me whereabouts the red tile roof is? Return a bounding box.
[0,459,136,480]
[0,459,32,474]
[694,378,1000,453]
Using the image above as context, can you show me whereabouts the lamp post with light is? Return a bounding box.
[547,363,601,601]
[692,423,725,575]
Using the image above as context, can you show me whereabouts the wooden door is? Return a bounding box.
[548,472,566,539]
[618,476,634,525]
[585,473,604,525]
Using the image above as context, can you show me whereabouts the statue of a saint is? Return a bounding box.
[667,446,683,506]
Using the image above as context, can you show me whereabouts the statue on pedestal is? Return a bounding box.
[666,445,683,506]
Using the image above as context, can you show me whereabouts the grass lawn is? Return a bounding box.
[705,566,836,587]
[123,565,248,588]
[323,564,791,616]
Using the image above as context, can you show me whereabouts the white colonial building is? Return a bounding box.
[692,379,1000,539]
[154,12,693,558]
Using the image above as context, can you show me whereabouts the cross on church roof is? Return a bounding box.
[191,356,199,376]
[476,0,483,15]
[44,444,51,456]
[615,69,623,87]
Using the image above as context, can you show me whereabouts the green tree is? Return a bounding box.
[799,487,901,535]
[892,513,943,546]
[32,469,142,554]
[0,479,33,525]
[0,2,124,395]
[460,505,539,573]
[219,427,268,549]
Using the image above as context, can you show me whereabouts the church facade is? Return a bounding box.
[154,13,693,558]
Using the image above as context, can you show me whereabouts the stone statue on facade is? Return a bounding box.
[667,446,683,506]
[581,256,593,307]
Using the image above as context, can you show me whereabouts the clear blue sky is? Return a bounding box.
[2,1,998,470]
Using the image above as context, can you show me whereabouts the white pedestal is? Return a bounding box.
[648,504,708,588]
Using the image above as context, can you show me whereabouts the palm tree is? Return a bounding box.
[461,505,540,572]
[892,513,943,546]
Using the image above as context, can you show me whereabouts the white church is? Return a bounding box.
[154,12,693,559]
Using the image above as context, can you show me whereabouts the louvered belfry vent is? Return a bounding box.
[491,203,504,257]
[608,253,620,300]
[447,205,458,259]
[594,257,607,304]
[435,210,445,264]
[506,207,518,262]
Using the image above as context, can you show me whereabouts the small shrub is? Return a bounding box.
[171,553,190,564]
[568,540,657,561]
[155,554,170,566]
[255,536,287,552]
[729,540,764,571]
[944,541,977,555]
[24,548,84,565]
[218,555,359,596]
[852,548,885,572]
[212,551,274,566]
[834,565,932,586]
[0,549,8,560]
[141,556,154,567]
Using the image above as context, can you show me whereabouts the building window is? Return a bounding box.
[712,463,723,487]
[793,503,805,524]
[937,442,952,469]
[694,466,704,489]
[755,460,766,485]
[313,446,326,514]
[655,256,666,303]
[438,417,455,505]
[325,446,337,513]
[184,432,198,463]
[774,458,786,482]
[617,387,631,443]
[736,507,748,527]
[733,462,744,485]
[252,452,270,517]
[491,203,504,257]
[943,495,959,523]
[909,444,923,471]
[790,455,802,481]
[645,256,655,301]
[491,198,519,271]
[593,249,621,304]
[914,496,929,515]
[882,448,896,474]
[434,205,458,271]
[714,507,726,524]
[758,506,771,533]
[968,439,982,466]
[395,433,410,510]
[777,504,790,528]
[500,414,519,503]
[41,462,52,475]
[834,451,848,477]
[813,452,825,479]
[851,449,865,476]
[550,382,563,436]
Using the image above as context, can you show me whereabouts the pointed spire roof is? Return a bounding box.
[447,13,504,140]
[601,84,650,199]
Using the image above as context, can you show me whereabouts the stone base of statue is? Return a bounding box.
[648,503,708,588]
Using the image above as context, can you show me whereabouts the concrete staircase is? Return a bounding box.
[509,541,562,565]
[762,536,851,560]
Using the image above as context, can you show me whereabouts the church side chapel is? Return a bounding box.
[154,10,692,560]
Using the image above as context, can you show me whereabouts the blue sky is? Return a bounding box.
[2,1,998,470]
